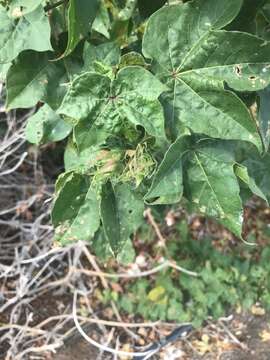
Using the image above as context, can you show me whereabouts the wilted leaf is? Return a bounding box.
[260,329,270,342]
[251,305,266,316]
[119,52,146,68]
[193,334,213,355]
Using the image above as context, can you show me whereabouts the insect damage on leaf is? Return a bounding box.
[2,0,270,257]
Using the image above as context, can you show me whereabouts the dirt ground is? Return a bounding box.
[53,313,270,360]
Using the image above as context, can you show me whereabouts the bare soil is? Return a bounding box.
[53,313,270,360]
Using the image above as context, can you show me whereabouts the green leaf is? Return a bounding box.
[91,229,136,263]
[55,185,101,245]
[92,1,111,38]
[100,181,121,254]
[258,85,270,152]
[234,163,268,203]
[143,0,243,70]
[8,0,44,15]
[116,238,136,264]
[52,172,101,244]
[52,172,89,227]
[6,51,67,110]
[100,182,144,255]
[226,0,266,32]
[64,139,101,171]
[0,4,52,63]
[83,41,120,72]
[262,2,270,23]
[244,152,270,202]
[58,66,167,151]
[61,0,99,58]
[25,104,72,145]
[184,141,243,237]
[145,135,191,204]
[147,286,167,304]
[142,0,267,150]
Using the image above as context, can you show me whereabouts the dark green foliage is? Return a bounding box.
[1,0,270,258]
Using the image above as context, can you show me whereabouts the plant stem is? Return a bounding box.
[44,0,68,12]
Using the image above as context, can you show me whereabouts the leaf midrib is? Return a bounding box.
[178,62,270,77]
[175,76,256,136]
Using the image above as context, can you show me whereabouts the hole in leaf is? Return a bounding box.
[234,65,242,77]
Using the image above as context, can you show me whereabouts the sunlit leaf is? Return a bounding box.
[142,0,268,150]
[0,4,52,63]
[25,104,72,145]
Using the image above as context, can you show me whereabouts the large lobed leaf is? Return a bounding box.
[147,136,246,237]
[58,66,167,150]
[142,0,270,150]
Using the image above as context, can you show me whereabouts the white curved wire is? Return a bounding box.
[72,291,157,358]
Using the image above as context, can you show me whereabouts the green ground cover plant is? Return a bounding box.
[101,219,270,326]
[1,0,270,261]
